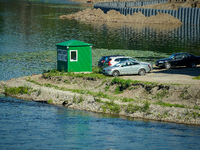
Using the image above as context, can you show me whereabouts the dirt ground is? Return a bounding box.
[122,65,200,85]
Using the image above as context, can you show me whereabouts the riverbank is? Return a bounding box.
[1,67,200,125]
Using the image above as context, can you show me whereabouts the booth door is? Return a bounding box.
[57,49,68,72]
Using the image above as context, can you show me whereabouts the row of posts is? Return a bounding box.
[94,0,200,25]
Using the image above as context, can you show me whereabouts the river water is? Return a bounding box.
[1,0,200,149]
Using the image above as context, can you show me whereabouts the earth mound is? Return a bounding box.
[60,8,182,24]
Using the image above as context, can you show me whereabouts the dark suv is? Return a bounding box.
[98,55,124,68]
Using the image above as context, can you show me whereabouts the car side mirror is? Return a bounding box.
[121,65,124,67]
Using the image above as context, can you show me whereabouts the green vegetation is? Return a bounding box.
[5,86,32,95]
[127,104,140,113]
[78,95,84,103]
[37,88,42,96]
[43,68,106,79]
[121,97,135,102]
[47,99,53,104]
[101,100,121,114]
[126,101,150,113]
[193,75,200,80]
[142,101,150,112]
[154,89,168,99]
[104,85,110,91]
[73,95,77,103]
[194,105,200,110]
[155,101,185,108]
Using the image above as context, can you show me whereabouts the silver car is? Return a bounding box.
[103,56,153,71]
[103,61,151,77]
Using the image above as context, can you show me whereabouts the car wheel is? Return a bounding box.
[112,70,119,77]
[191,62,196,68]
[165,62,171,69]
[138,69,146,76]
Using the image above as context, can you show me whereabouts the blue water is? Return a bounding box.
[1,0,200,149]
[1,97,200,150]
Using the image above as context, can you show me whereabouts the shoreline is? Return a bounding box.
[1,70,200,126]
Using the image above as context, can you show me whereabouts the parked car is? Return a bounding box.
[155,52,200,69]
[103,56,153,71]
[103,61,151,77]
[98,55,124,68]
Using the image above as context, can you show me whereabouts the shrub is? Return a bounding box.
[37,88,42,96]
[126,104,140,113]
[102,101,121,114]
[47,99,53,104]
[142,101,150,112]
[121,97,135,102]
[193,75,200,80]
[5,86,32,95]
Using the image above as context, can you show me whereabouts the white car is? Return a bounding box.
[103,56,153,70]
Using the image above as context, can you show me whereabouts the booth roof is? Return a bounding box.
[57,40,92,47]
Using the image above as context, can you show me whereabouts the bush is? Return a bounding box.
[5,86,32,95]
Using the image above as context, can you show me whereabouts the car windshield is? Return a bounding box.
[168,54,176,59]
[114,63,121,67]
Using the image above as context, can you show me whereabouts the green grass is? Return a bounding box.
[37,88,42,96]
[121,97,135,102]
[193,75,200,80]
[43,68,106,79]
[155,100,185,108]
[126,101,150,113]
[5,86,32,95]
[47,99,53,104]
[101,100,121,114]
[78,95,84,103]
[126,104,140,113]
[104,85,110,91]
[155,90,168,99]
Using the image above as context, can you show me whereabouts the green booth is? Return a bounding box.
[57,40,92,72]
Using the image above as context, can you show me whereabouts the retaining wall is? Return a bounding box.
[94,0,200,25]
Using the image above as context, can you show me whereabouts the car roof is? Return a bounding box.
[119,60,139,63]
[173,52,191,55]
[101,55,124,58]
[109,56,132,59]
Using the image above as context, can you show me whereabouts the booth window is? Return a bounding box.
[70,50,77,61]
[62,50,67,62]
[58,49,63,61]
[58,49,67,62]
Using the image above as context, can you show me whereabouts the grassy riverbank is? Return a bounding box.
[1,69,200,125]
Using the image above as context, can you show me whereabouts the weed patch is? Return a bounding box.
[5,86,32,95]
[121,97,135,102]
[126,101,150,113]
[156,101,185,108]
[101,101,121,114]
[47,99,53,104]
[193,75,200,80]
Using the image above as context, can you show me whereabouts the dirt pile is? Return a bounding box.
[60,8,182,24]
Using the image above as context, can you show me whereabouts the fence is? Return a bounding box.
[94,1,200,25]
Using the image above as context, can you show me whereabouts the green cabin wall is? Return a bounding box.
[68,46,92,72]
[56,40,92,72]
